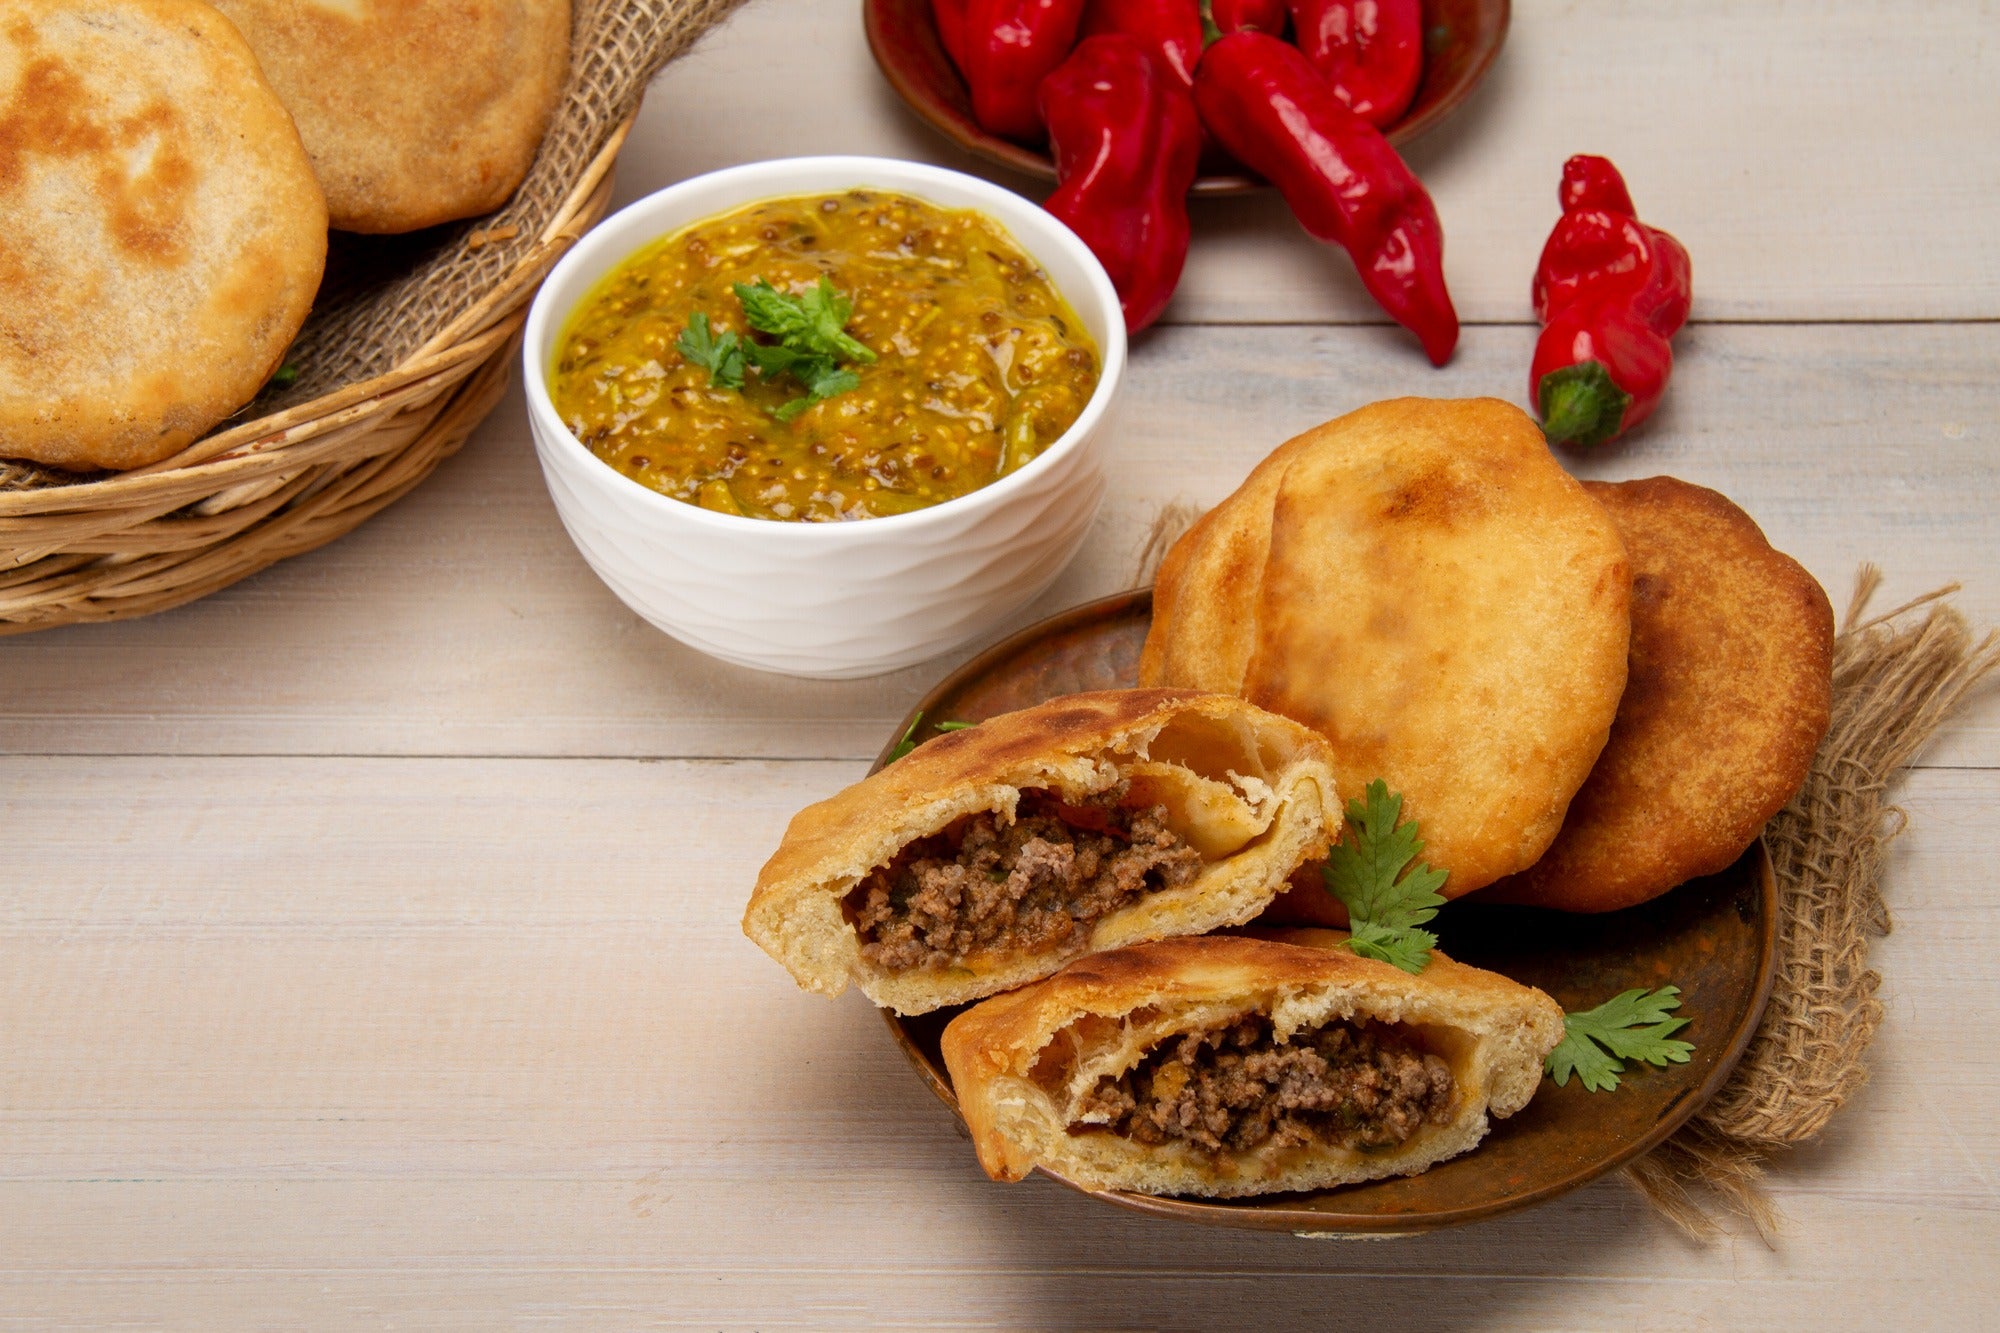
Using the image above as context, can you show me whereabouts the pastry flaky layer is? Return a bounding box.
[940,932,1564,1198]
[743,690,1341,1016]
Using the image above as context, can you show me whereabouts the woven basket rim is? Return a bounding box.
[0,118,633,517]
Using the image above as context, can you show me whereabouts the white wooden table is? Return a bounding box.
[5,2,1997,1326]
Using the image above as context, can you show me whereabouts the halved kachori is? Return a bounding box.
[941,930,1564,1196]
[744,690,1340,1016]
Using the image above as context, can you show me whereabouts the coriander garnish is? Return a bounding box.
[1322,779,1447,974]
[1544,986,1693,1092]
[677,276,876,421]
[887,712,974,763]
[675,311,746,389]
[1320,780,1695,1091]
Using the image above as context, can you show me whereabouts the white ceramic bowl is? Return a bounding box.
[522,155,1126,679]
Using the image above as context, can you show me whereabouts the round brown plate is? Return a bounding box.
[874,590,1779,1234]
[863,0,1512,197]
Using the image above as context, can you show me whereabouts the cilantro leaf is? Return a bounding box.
[692,276,878,422]
[742,340,827,381]
[887,713,974,763]
[1544,987,1694,1092]
[804,363,862,398]
[887,713,925,763]
[732,278,811,341]
[1322,779,1447,974]
[734,277,877,365]
[773,367,862,422]
[1346,918,1439,974]
[676,311,745,389]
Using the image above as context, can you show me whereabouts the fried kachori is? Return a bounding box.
[0,0,327,471]
[1481,477,1834,913]
[1140,397,1633,897]
[209,0,572,234]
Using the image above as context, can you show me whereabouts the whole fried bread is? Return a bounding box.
[1141,398,1633,896]
[1482,477,1834,912]
[209,0,571,234]
[0,0,327,471]
[941,931,1563,1196]
[744,690,1341,1015]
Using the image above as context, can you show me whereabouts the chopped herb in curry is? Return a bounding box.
[550,189,1102,522]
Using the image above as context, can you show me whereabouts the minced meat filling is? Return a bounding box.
[846,785,1205,972]
[1071,1015,1454,1154]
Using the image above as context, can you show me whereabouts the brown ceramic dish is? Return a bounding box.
[873,589,1779,1235]
[863,0,1512,197]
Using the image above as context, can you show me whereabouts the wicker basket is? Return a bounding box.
[0,0,741,634]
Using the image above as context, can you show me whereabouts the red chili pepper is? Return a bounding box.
[1079,0,1202,85]
[1535,156,1693,341]
[960,0,1089,143]
[1040,34,1202,332]
[1558,152,1636,215]
[1531,302,1672,447]
[933,0,971,69]
[1530,155,1692,446]
[1193,32,1458,364]
[1206,0,1288,36]
[1286,0,1423,127]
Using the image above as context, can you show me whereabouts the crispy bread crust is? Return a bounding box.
[1482,478,1834,912]
[1140,398,1632,896]
[940,932,1564,1196]
[210,0,571,234]
[1139,431,1312,694]
[743,690,1341,1015]
[0,0,327,470]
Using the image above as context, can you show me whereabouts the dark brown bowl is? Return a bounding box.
[873,589,1779,1235]
[863,0,1512,197]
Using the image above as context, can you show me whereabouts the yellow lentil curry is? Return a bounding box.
[550,190,1101,522]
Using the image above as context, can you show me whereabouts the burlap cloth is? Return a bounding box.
[1139,512,2000,1240]
[1623,567,1998,1239]
[0,0,745,492]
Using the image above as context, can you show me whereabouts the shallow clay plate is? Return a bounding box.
[864,0,1512,197]
[873,590,1779,1235]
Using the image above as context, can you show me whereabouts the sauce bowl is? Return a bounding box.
[522,156,1126,679]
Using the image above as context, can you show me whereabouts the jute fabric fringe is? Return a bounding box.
[1134,513,2000,1241]
[1624,567,1999,1240]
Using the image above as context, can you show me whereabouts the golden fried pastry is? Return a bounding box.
[208,0,571,234]
[743,690,1340,1016]
[1141,397,1633,896]
[0,0,327,471]
[1481,478,1834,912]
[941,931,1564,1197]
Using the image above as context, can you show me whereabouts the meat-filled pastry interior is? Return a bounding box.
[743,690,1341,1015]
[941,931,1565,1197]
